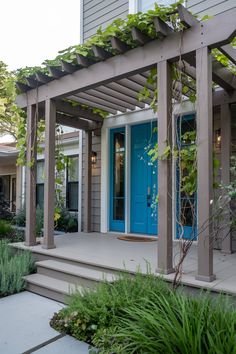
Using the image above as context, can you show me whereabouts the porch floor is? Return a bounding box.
[13,232,236,296]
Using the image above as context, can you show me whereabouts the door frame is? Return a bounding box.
[101,103,197,239]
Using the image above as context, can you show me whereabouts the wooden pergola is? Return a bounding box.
[16,5,236,282]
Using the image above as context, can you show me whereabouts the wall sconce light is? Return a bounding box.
[91,151,97,165]
[215,129,221,149]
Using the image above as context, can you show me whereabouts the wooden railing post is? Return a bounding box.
[25,105,37,246]
[196,47,215,282]
[42,99,56,249]
[157,60,174,274]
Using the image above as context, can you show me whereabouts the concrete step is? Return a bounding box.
[23,274,84,304]
[36,260,117,288]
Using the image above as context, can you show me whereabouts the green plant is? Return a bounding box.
[51,273,236,353]
[36,205,44,237]
[0,220,24,243]
[55,207,78,233]
[13,207,26,227]
[0,240,35,296]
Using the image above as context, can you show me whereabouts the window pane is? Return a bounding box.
[67,182,78,210]
[36,184,44,208]
[0,176,10,204]
[37,161,45,183]
[68,156,79,182]
[113,198,124,221]
[139,0,173,12]
[113,131,125,221]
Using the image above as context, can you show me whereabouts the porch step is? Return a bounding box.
[36,260,117,287]
[23,274,84,304]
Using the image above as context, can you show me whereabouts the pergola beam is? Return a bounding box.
[110,37,130,53]
[77,92,126,112]
[104,82,146,108]
[95,85,144,108]
[153,17,173,39]
[70,95,117,114]
[177,4,198,28]
[55,100,103,122]
[86,88,136,110]
[92,45,111,60]
[212,59,236,92]
[16,9,236,108]
[60,60,78,74]
[131,27,150,45]
[219,44,236,65]
[48,66,65,79]
[56,113,101,131]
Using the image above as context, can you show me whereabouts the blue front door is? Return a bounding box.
[130,122,158,235]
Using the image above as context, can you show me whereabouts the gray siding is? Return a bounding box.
[187,0,236,17]
[82,132,101,232]
[83,0,129,42]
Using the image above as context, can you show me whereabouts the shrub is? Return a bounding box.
[55,208,78,233]
[0,240,35,297]
[13,207,26,227]
[0,220,24,242]
[50,273,236,353]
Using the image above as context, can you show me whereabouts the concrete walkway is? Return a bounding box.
[0,292,90,354]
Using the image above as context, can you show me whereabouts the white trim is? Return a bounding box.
[100,126,109,233]
[129,0,139,14]
[79,0,84,44]
[125,125,131,233]
[78,130,83,232]
[103,108,156,129]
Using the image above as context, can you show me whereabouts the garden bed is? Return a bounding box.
[50,273,236,353]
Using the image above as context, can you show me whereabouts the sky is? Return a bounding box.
[0,0,81,71]
[0,0,81,143]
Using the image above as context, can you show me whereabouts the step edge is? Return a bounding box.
[36,261,116,282]
[23,274,81,295]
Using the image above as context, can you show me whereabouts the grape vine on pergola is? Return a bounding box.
[16,4,236,282]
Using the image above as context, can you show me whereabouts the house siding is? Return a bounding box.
[186,0,236,17]
[82,132,101,232]
[83,0,129,42]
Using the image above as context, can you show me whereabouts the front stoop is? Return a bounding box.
[24,260,117,303]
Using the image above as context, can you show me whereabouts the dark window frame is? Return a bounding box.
[66,155,79,212]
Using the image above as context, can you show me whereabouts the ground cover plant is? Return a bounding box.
[0,240,35,297]
[50,273,236,353]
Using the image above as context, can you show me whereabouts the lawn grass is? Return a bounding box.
[50,272,236,353]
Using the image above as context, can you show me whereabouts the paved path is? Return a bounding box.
[0,292,90,354]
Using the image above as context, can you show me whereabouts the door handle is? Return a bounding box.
[147,186,151,207]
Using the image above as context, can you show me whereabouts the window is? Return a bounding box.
[66,156,79,211]
[138,0,173,12]
[36,161,44,208]
[0,175,10,207]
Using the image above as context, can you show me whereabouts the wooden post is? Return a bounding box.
[25,105,37,246]
[42,99,56,249]
[84,130,92,233]
[157,60,174,274]
[196,47,215,282]
[220,103,232,253]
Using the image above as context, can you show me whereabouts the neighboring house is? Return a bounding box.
[0,131,82,220]
[15,0,236,287]
[0,144,22,212]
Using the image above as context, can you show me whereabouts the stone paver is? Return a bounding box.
[0,292,64,354]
